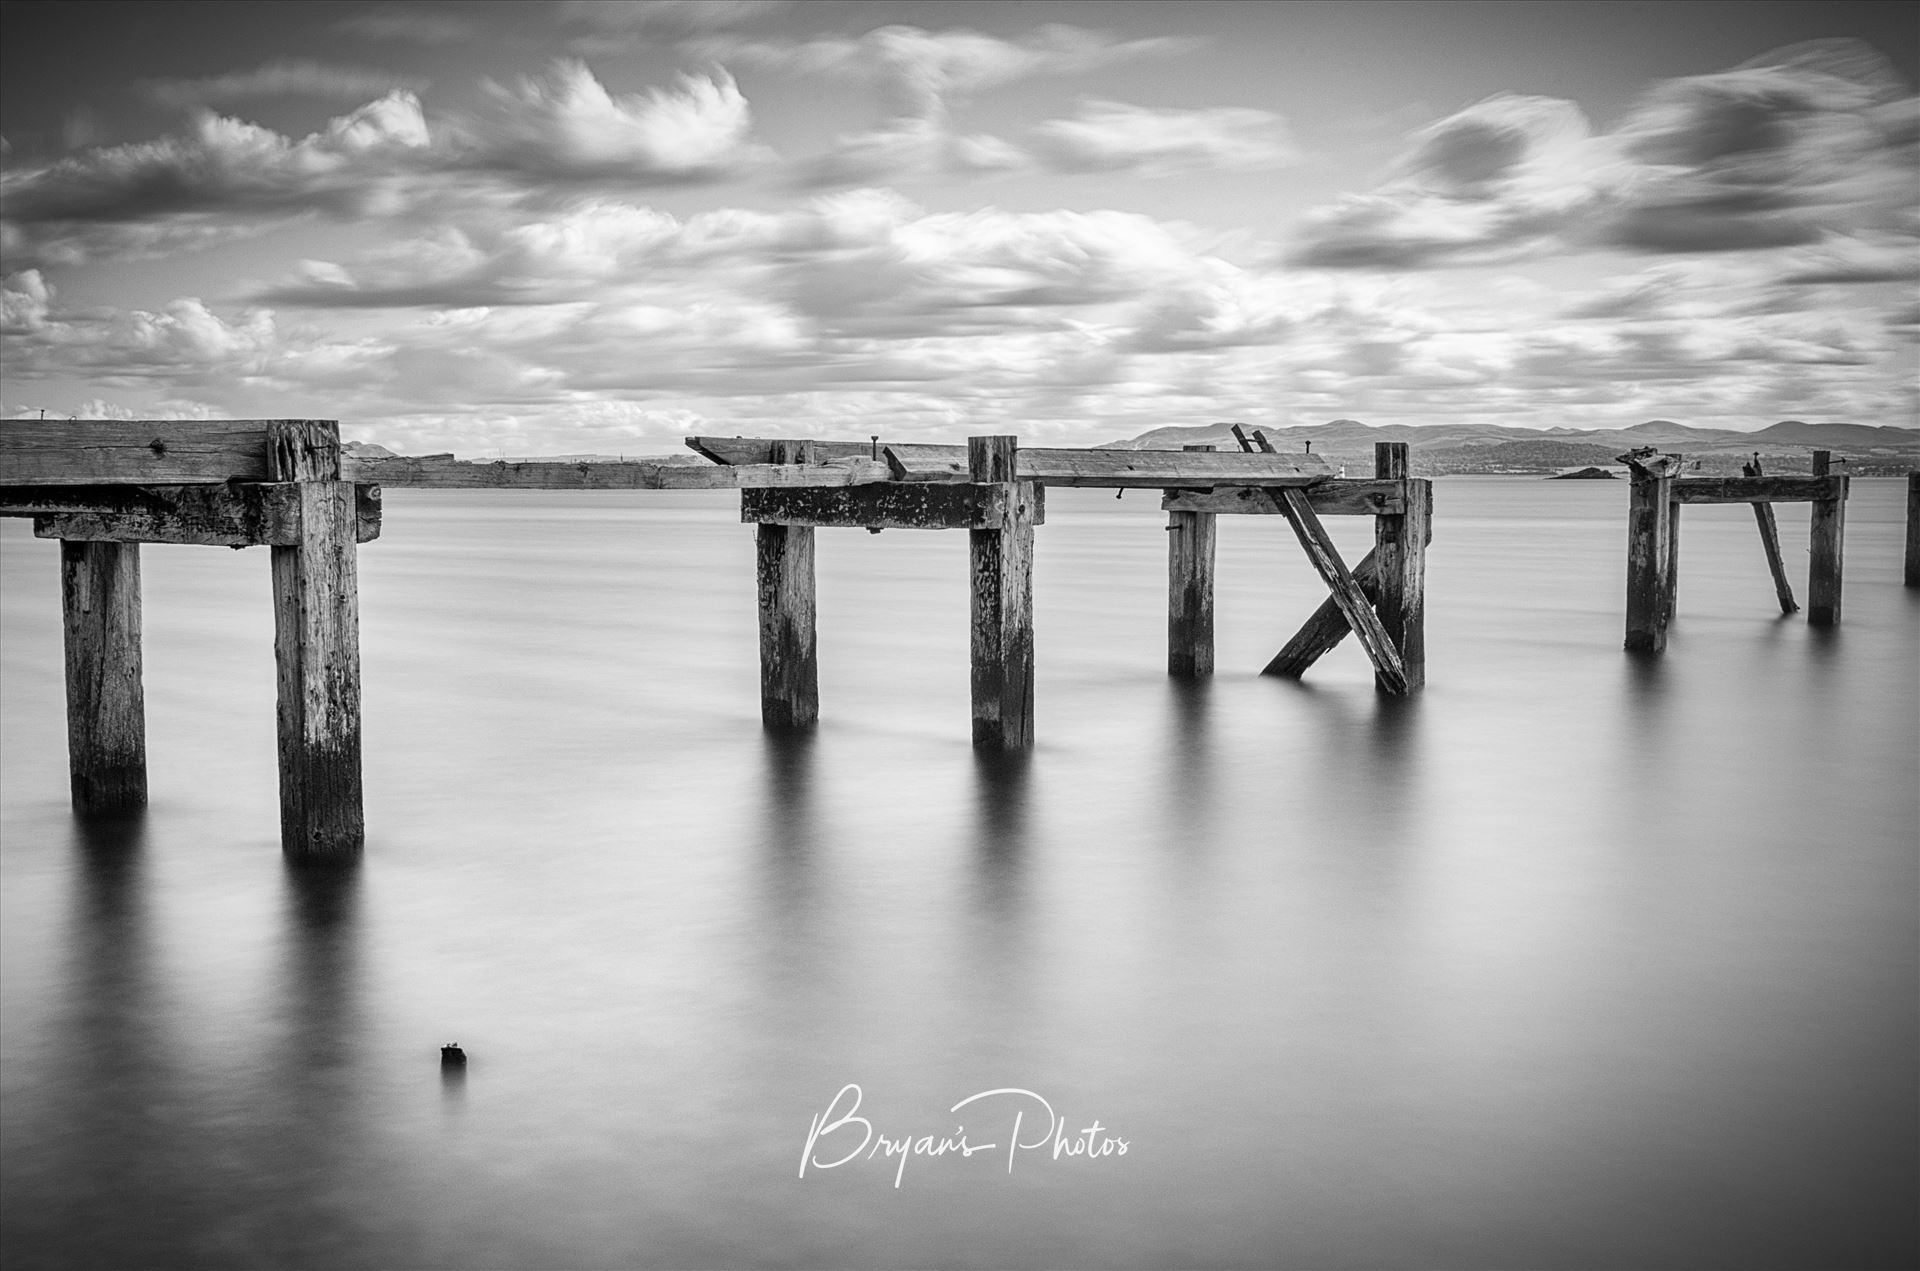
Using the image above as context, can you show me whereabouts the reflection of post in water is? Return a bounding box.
[64,815,161,1100]
[970,750,1030,919]
[278,861,363,1086]
[1160,678,1217,851]
[1366,693,1422,836]
[27,815,187,1262]
[754,729,820,951]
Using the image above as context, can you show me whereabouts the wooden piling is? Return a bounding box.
[1807,450,1845,626]
[1167,444,1216,677]
[1664,493,1681,626]
[267,421,364,858]
[1906,473,1920,588]
[60,540,147,813]
[1742,456,1798,614]
[1622,450,1678,652]
[969,436,1036,749]
[757,440,819,728]
[1373,442,1427,691]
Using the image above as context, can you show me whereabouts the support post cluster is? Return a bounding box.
[3,418,375,859]
[1620,446,1851,652]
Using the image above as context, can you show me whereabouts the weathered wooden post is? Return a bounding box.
[267,421,364,858]
[1373,442,1427,691]
[1621,448,1680,652]
[1664,489,1681,626]
[1906,473,1920,588]
[60,540,147,813]
[1744,456,1798,614]
[1807,450,1846,627]
[969,435,1036,749]
[1167,443,1216,677]
[756,439,819,728]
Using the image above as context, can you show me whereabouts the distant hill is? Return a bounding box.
[1105,419,1920,476]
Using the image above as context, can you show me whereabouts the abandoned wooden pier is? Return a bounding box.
[1,419,1429,859]
[1616,446,1854,652]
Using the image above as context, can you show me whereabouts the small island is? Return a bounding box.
[1548,467,1619,480]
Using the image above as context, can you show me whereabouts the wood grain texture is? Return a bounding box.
[342,455,893,488]
[1906,473,1919,588]
[1373,443,1427,692]
[1166,445,1216,678]
[12,482,380,546]
[2,420,334,485]
[269,471,364,858]
[1623,464,1673,651]
[1807,451,1846,627]
[740,481,1039,529]
[1740,457,1798,614]
[61,541,147,812]
[1273,487,1409,693]
[1671,476,1843,504]
[1160,480,1405,516]
[969,437,1036,749]
[883,445,1333,487]
[756,523,818,728]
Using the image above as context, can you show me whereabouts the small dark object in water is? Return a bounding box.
[441,1043,467,1066]
[1549,466,1618,480]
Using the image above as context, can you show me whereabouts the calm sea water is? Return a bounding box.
[2,478,1915,1270]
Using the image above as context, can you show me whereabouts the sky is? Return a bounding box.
[2,0,1916,455]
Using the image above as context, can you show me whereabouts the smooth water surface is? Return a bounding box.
[3,478,1915,1269]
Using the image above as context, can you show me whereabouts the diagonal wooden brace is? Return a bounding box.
[1271,488,1408,693]
[1263,549,1381,677]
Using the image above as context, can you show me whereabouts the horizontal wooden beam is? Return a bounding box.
[1,420,340,485]
[741,482,1044,530]
[4,482,380,546]
[887,445,1334,487]
[340,454,891,489]
[1672,475,1845,505]
[1163,480,1408,517]
[689,436,1334,487]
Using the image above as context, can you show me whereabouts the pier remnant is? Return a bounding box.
[1906,473,1919,588]
[1371,441,1428,692]
[1166,444,1216,678]
[268,422,365,858]
[60,540,146,812]
[1807,451,1845,626]
[756,440,819,728]
[968,436,1037,749]
[1743,456,1798,614]
[1622,448,1680,652]
[1187,430,1427,692]
[1618,446,1851,649]
[3,418,376,857]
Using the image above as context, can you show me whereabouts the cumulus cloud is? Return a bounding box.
[1,91,435,263]
[455,61,771,181]
[1028,100,1295,175]
[139,60,429,110]
[2,62,778,266]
